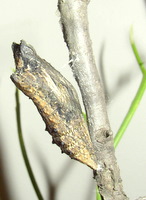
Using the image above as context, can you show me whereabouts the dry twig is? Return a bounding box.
[58,0,128,199]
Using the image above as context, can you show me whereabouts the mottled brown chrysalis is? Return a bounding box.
[11,40,97,170]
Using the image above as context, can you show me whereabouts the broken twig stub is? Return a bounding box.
[11,40,97,170]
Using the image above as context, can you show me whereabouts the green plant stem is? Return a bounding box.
[96,186,102,200]
[15,89,44,200]
[130,28,146,75]
[114,76,146,148]
[114,29,146,148]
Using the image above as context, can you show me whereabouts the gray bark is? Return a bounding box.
[58,0,128,199]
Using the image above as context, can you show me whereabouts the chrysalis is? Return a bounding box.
[11,40,97,170]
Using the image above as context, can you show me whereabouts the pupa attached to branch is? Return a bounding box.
[11,40,97,170]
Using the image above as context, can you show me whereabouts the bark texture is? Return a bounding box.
[58,0,128,199]
[11,40,97,170]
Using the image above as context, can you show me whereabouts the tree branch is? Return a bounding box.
[58,0,128,199]
[58,0,110,140]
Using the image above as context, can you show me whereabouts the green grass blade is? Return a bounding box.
[130,27,146,75]
[15,89,44,200]
[114,77,146,148]
[96,186,102,200]
[114,29,146,148]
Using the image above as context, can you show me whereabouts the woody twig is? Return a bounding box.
[58,0,128,199]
